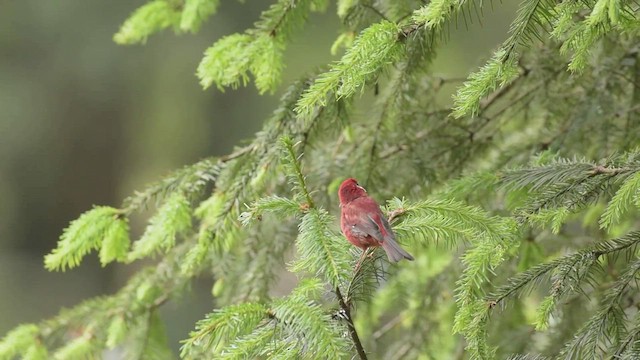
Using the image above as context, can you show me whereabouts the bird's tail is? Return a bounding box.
[381,237,414,262]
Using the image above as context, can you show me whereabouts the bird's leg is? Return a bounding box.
[354,248,368,272]
[367,248,376,259]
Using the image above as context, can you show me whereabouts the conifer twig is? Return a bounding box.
[335,286,368,360]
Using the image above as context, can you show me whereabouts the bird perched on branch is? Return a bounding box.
[338,178,414,263]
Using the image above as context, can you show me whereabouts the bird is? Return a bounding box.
[338,178,414,263]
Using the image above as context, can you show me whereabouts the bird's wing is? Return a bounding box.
[343,197,389,243]
[368,212,396,242]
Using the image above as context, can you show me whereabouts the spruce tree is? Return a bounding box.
[2,0,640,359]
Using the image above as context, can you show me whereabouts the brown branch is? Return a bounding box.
[361,4,389,21]
[335,286,369,360]
[372,314,403,340]
[267,0,301,37]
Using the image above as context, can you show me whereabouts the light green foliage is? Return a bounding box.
[553,0,636,72]
[52,332,94,360]
[601,171,640,229]
[276,136,352,286]
[250,35,285,94]
[330,31,355,55]
[337,0,357,18]
[128,192,192,260]
[453,50,520,117]
[270,283,349,358]
[527,207,570,234]
[215,326,280,359]
[21,343,48,360]
[389,197,514,246]
[194,190,226,226]
[384,198,519,358]
[412,0,467,29]
[534,295,556,330]
[182,279,346,359]
[197,33,282,94]
[279,136,314,205]
[589,0,621,26]
[181,299,267,356]
[122,157,219,214]
[114,1,181,44]
[114,0,219,44]
[531,251,599,329]
[99,214,131,265]
[295,20,403,116]
[178,191,226,275]
[9,244,190,360]
[502,0,556,61]
[0,324,39,359]
[197,0,321,94]
[45,206,130,271]
[240,195,301,225]
[179,228,213,276]
[197,34,255,90]
[290,208,352,287]
[180,0,220,32]
[138,312,174,360]
[452,0,555,117]
[508,355,551,360]
[106,315,127,349]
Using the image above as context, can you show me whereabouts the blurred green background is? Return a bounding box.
[0,0,516,352]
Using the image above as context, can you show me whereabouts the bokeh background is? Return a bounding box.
[0,0,517,352]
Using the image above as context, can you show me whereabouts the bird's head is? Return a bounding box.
[338,178,367,204]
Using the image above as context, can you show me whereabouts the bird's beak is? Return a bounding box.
[356,185,366,192]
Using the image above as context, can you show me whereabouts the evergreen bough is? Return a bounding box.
[2,0,640,359]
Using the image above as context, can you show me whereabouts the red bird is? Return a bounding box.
[339,178,414,262]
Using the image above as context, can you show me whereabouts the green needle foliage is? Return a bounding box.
[4,0,640,359]
[44,206,130,271]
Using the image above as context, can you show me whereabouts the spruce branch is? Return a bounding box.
[489,232,640,308]
[507,355,551,360]
[2,242,195,358]
[180,0,220,33]
[197,0,322,93]
[501,0,556,63]
[113,0,182,45]
[127,192,192,261]
[559,257,640,359]
[280,136,315,207]
[336,286,369,360]
[295,20,403,117]
[601,170,640,229]
[450,232,640,358]
[345,247,386,307]
[0,324,41,359]
[499,155,640,229]
[180,302,269,356]
[613,311,640,358]
[277,136,369,358]
[120,155,229,216]
[44,206,131,271]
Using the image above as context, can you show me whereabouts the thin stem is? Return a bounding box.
[361,4,389,22]
[267,0,302,37]
[335,286,369,360]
